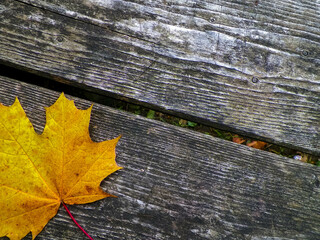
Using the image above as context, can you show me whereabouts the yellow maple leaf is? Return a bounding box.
[0,93,122,240]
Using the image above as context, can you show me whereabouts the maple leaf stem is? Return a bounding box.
[62,202,94,240]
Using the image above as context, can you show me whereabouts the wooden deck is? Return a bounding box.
[1,0,320,239]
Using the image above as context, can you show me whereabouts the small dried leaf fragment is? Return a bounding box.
[247,141,267,150]
[0,93,121,240]
[232,135,246,144]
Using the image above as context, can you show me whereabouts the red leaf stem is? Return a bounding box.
[62,202,94,240]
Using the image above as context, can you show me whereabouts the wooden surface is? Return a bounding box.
[1,0,320,155]
[1,77,320,239]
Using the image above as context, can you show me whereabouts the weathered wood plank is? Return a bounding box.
[0,76,320,239]
[1,0,320,154]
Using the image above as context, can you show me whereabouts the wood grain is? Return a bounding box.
[0,77,320,239]
[1,0,320,156]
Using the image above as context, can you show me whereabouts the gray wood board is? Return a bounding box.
[0,77,320,239]
[1,0,320,154]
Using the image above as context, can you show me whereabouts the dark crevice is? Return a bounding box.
[0,62,319,165]
[0,61,122,107]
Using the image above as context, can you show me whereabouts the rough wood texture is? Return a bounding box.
[1,0,320,155]
[1,77,320,239]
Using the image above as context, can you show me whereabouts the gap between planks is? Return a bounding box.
[1,63,318,166]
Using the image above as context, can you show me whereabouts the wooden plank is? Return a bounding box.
[1,1,320,154]
[0,76,320,239]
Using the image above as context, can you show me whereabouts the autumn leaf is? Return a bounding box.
[0,93,122,240]
[232,135,246,144]
[247,140,267,150]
